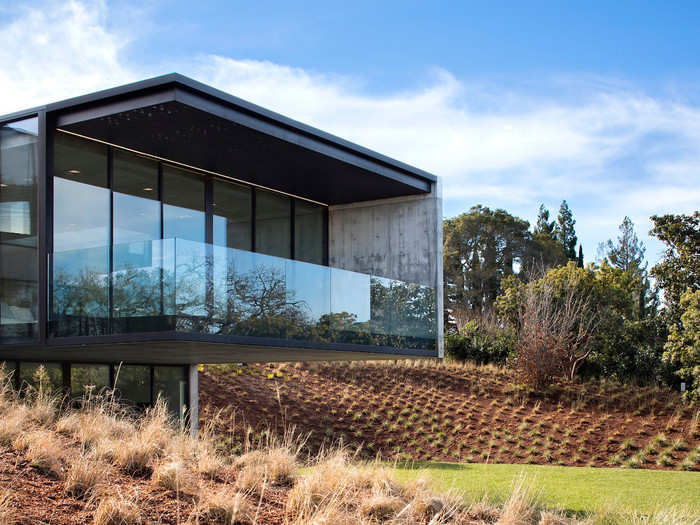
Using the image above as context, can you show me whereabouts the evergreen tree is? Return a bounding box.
[535,204,556,237]
[601,216,658,319]
[443,206,531,313]
[577,245,584,268]
[555,200,578,261]
[650,212,700,316]
[602,216,647,274]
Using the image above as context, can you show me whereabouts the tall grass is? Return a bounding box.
[0,364,698,525]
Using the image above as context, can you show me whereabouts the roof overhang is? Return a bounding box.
[21,74,436,205]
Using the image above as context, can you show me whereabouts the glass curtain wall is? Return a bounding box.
[52,133,110,336]
[0,118,39,343]
[295,199,325,265]
[51,132,328,338]
[255,189,291,258]
[112,150,162,332]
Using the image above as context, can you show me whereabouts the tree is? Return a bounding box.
[650,212,700,315]
[522,204,568,274]
[535,204,556,237]
[601,216,647,274]
[556,200,578,261]
[443,206,531,314]
[500,265,599,387]
[599,216,655,319]
[577,245,584,268]
[521,233,568,275]
[496,262,668,384]
[663,290,700,402]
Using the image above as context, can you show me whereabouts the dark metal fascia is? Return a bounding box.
[5,73,437,184]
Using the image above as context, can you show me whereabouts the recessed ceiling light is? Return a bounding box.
[143,187,153,192]
[66,169,81,175]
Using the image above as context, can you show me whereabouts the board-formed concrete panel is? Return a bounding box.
[329,181,443,356]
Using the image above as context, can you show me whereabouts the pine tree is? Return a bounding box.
[577,244,584,268]
[556,200,578,261]
[603,216,647,274]
[535,204,555,237]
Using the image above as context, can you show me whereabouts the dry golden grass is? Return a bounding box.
[358,494,404,521]
[496,481,538,525]
[93,492,142,525]
[151,460,197,495]
[0,405,30,446]
[56,408,133,448]
[537,512,572,525]
[64,453,111,500]
[0,490,16,525]
[107,402,173,475]
[234,446,297,491]
[191,487,252,524]
[13,429,64,478]
[1,365,699,525]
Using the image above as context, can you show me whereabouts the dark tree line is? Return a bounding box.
[444,201,582,319]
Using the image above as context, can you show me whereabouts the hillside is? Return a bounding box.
[200,360,700,471]
[0,365,698,524]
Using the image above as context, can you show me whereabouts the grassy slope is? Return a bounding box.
[392,461,700,514]
[200,360,700,471]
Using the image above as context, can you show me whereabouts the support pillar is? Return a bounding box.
[188,364,199,437]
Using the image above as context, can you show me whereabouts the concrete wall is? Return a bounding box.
[329,180,443,356]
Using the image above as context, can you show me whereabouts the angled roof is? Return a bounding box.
[0,74,436,199]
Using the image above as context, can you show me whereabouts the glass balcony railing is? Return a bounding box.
[50,239,437,351]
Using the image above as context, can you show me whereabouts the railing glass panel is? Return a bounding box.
[50,239,436,350]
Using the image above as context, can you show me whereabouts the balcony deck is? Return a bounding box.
[0,238,437,363]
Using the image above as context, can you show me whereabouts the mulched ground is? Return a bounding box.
[199,361,700,470]
[0,446,287,525]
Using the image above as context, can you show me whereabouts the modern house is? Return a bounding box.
[0,74,443,427]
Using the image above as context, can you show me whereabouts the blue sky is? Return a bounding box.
[1,0,699,264]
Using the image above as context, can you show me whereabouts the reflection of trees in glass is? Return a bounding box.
[52,245,437,350]
[212,263,310,339]
[370,279,437,350]
[52,266,110,335]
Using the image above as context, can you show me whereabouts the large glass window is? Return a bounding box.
[70,364,109,397]
[213,179,251,250]
[19,362,62,393]
[52,133,110,336]
[0,118,38,343]
[48,133,333,342]
[294,199,325,265]
[256,190,290,258]
[154,366,187,420]
[112,150,162,330]
[163,166,205,243]
[114,364,151,406]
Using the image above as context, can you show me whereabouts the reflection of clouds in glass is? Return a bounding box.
[331,268,371,323]
[0,201,30,234]
[54,177,109,251]
[285,259,329,323]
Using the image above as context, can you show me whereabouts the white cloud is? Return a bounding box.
[0,0,136,113]
[1,0,698,264]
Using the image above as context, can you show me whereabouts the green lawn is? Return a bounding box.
[391,462,700,514]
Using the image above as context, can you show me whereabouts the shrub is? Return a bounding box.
[445,319,515,366]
